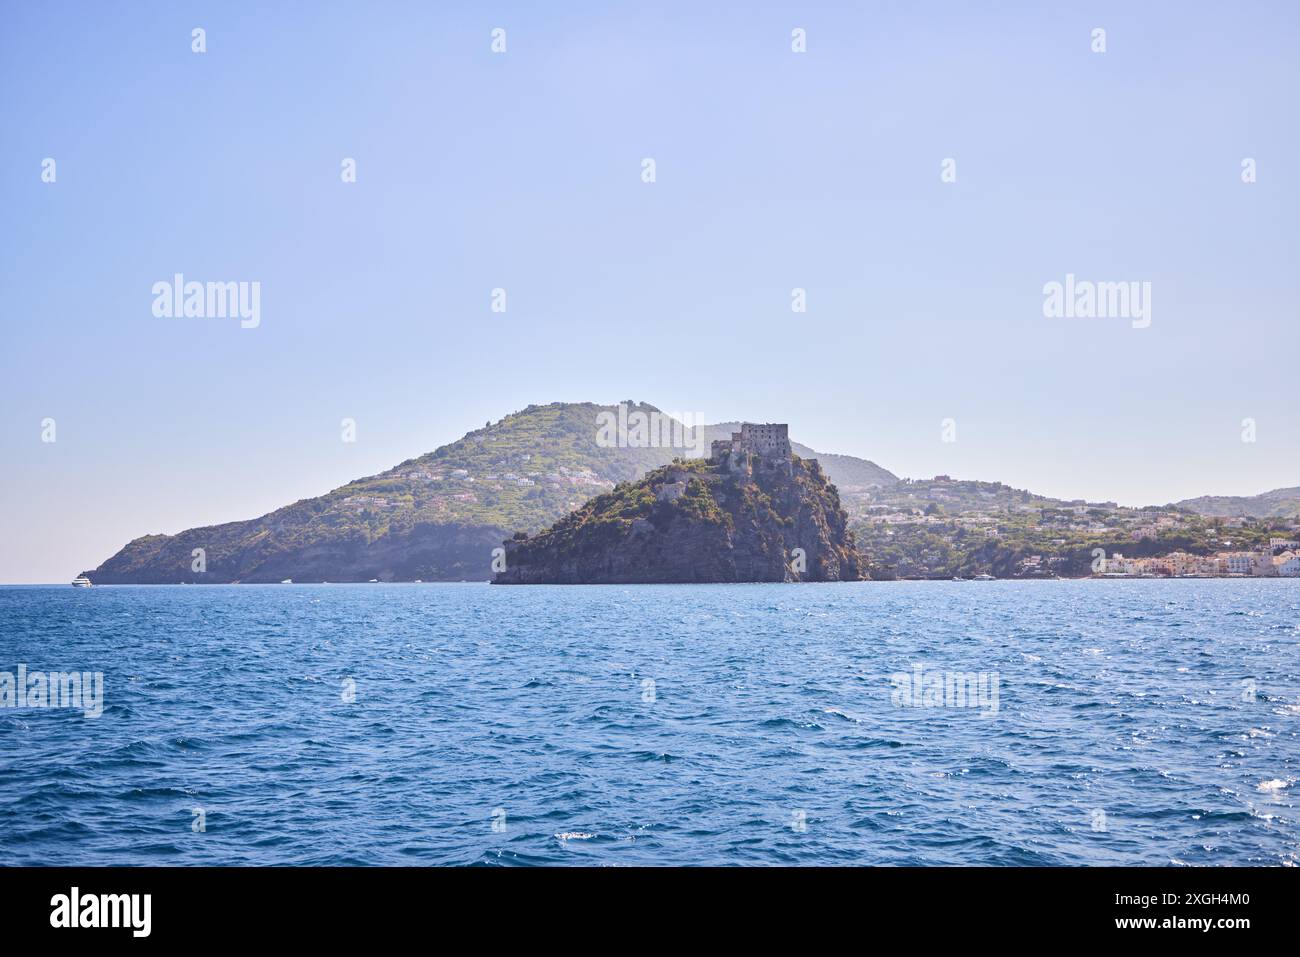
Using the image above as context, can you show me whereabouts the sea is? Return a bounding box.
[1,580,1297,866]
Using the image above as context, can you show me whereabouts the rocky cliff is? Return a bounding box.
[492,454,865,584]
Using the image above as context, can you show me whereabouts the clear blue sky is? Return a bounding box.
[2,1,1297,583]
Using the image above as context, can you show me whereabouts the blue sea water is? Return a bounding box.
[0,580,1297,866]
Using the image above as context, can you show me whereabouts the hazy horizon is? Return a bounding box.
[3,1,1298,583]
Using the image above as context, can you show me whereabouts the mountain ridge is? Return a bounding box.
[81,400,1298,583]
[84,402,891,583]
[1172,486,1300,519]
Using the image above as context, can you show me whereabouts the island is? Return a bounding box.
[492,424,865,584]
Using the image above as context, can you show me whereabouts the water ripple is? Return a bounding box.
[0,580,1297,865]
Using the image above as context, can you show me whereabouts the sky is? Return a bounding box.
[2,1,1297,583]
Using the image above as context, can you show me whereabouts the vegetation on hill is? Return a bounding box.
[82,400,1299,584]
[853,477,1300,579]
[86,402,889,583]
[1174,487,1300,520]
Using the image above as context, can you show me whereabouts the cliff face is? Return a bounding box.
[493,455,864,584]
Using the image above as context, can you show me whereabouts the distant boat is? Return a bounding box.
[280,578,293,584]
[973,573,996,581]
[368,579,379,583]
[951,576,967,582]
[71,575,93,588]
[413,579,423,583]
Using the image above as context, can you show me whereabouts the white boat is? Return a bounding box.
[973,573,996,581]
[280,578,293,584]
[71,575,93,588]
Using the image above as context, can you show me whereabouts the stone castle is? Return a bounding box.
[651,424,800,503]
[710,423,796,475]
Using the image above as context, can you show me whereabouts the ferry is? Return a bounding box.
[71,575,93,588]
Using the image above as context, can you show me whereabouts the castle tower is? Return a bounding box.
[738,423,791,460]
[711,423,792,473]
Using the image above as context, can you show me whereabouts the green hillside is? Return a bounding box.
[1175,487,1300,519]
[86,401,891,583]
